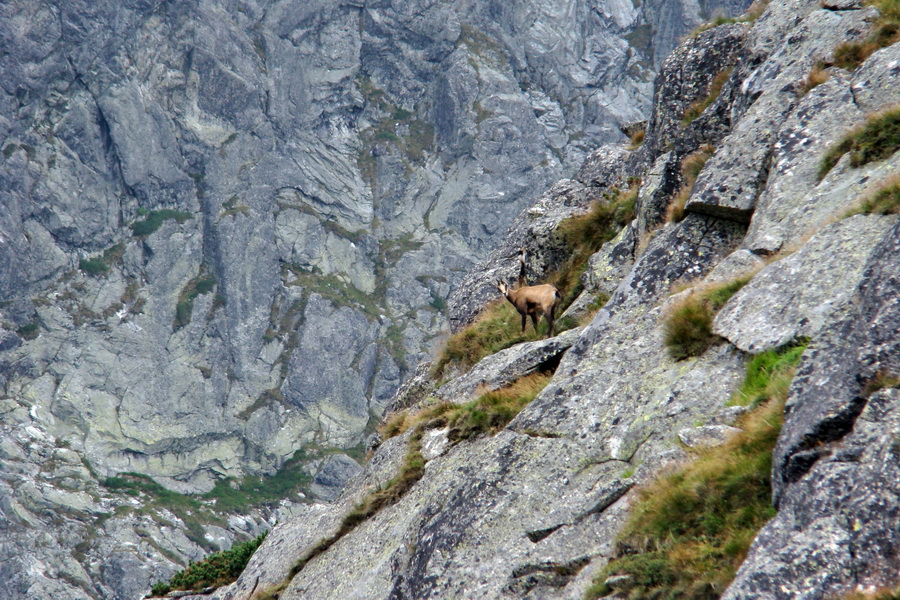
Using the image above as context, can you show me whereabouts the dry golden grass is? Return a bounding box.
[845,175,900,217]
[682,68,733,125]
[799,61,831,96]
[666,145,715,223]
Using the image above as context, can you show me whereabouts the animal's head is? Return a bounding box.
[496,280,510,296]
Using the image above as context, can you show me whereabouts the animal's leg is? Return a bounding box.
[521,313,527,333]
[530,313,539,333]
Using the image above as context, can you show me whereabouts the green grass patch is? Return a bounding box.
[682,68,733,126]
[819,106,900,180]
[203,451,313,512]
[149,532,267,597]
[585,397,786,600]
[832,0,900,71]
[282,265,383,321]
[845,176,900,217]
[174,267,217,331]
[131,209,192,237]
[663,275,754,361]
[729,342,808,407]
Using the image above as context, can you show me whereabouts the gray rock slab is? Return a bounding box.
[677,425,743,448]
[434,327,583,403]
[714,216,896,353]
[851,42,900,113]
[310,454,363,502]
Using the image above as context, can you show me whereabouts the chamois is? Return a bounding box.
[496,273,561,338]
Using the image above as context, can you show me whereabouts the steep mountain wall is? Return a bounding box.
[188,1,900,599]
[0,1,758,598]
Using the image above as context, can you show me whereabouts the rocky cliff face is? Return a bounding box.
[177,1,899,599]
[0,0,760,598]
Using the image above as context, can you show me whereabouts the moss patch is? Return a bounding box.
[174,266,217,331]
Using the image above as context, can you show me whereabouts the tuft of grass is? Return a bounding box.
[729,342,808,407]
[832,0,900,71]
[666,146,715,223]
[844,176,900,217]
[663,274,754,361]
[203,451,313,512]
[798,61,830,96]
[819,106,900,180]
[628,128,646,150]
[131,209,192,237]
[682,68,733,126]
[149,532,268,597]
[863,370,900,396]
[689,0,770,37]
[841,586,900,600]
[585,395,789,600]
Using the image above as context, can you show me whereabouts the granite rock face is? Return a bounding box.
[4,0,900,599]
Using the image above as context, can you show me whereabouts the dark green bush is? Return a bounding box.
[149,532,268,596]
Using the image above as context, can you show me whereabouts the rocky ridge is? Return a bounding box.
[189,1,900,600]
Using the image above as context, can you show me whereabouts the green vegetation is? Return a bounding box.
[282,265,382,321]
[78,257,108,276]
[682,68,733,125]
[149,532,268,597]
[552,182,639,309]
[663,274,754,360]
[220,196,250,218]
[79,243,126,277]
[585,398,783,600]
[863,370,900,396]
[16,320,40,340]
[844,177,900,217]
[174,267,217,331]
[690,0,770,37]
[268,373,551,600]
[819,106,900,180]
[204,451,313,512]
[585,339,805,599]
[729,342,808,407]
[666,145,715,223]
[832,0,900,71]
[131,209,192,237]
[842,586,900,600]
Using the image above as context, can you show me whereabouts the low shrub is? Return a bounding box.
[819,106,900,180]
[628,128,646,150]
[16,320,40,340]
[844,177,900,217]
[149,532,268,597]
[663,275,753,361]
[79,257,109,276]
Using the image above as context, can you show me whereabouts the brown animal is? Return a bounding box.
[496,279,561,338]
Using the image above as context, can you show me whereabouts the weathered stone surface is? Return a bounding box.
[310,454,363,502]
[581,224,639,300]
[687,7,876,221]
[714,216,896,353]
[851,42,900,113]
[434,327,583,403]
[678,425,743,448]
